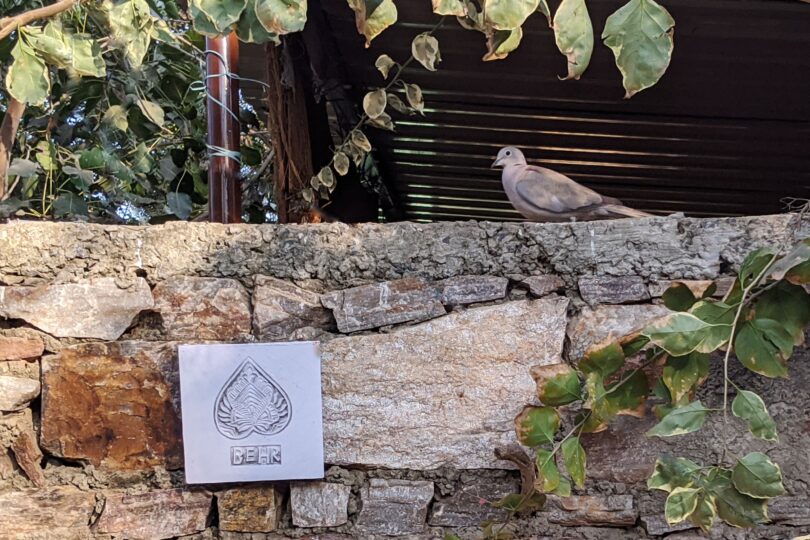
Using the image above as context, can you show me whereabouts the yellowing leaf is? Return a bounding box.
[255,0,307,35]
[483,27,523,62]
[333,152,350,175]
[535,364,581,406]
[70,34,106,77]
[646,400,709,438]
[731,452,785,499]
[363,89,387,119]
[579,340,625,378]
[237,0,280,43]
[375,54,397,78]
[195,0,248,31]
[412,33,441,71]
[705,468,768,528]
[647,455,700,493]
[106,0,154,68]
[602,0,675,98]
[662,352,709,404]
[734,319,791,378]
[535,449,561,492]
[643,312,730,356]
[347,0,397,47]
[403,82,424,114]
[561,436,586,488]
[432,0,466,16]
[103,105,129,132]
[553,0,593,80]
[665,487,700,524]
[485,0,539,30]
[515,405,560,447]
[5,40,50,105]
[136,99,165,128]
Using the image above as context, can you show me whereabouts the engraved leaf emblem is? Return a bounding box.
[214,358,292,439]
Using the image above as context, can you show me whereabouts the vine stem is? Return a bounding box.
[0,0,78,40]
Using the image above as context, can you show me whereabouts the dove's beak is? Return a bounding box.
[491,156,504,169]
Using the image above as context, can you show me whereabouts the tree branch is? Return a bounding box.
[0,0,78,41]
[0,98,26,200]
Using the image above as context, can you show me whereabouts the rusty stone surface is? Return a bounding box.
[567,304,671,360]
[252,275,333,341]
[321,278,446,333]
[290,481,351,528]
[152,277,251,340]
[0,486,95,537]
[429,475,518,527]
[438,275,508,305]
[355,479,434,535]
[321,297,568,470]
[217,486,281,532]
[578,276,650,305]
[10,428,45,487]
[545,495,637,527]
[40,341,182,470]
[0,336,44,361]
[95,488,212,539]
[0,277,153,340]
[582,413,664,484]
[522,274,566,297]
[0,375,39,411]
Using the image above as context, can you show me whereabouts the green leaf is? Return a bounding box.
[484,0,539,30]
[432,0,466,16]
[167,192,192,219]
[739,248,776,288]
[79,148,107,170]
[620,333,649,357]
[731,390,778,442]
[770,239,810,282]
[362,89,387,119]
[515,406,560,447]
[753,282,810,344]
[188,0,222,36]
[35,140,57,172]
[483,27,523,62]
[103,105,129,132]
[194,0,248,32]
[236,0,280,43]
[375,54,396,78]
[493,492,546,512]
[412,33,441,71]
[664,486,700,525]
[69,34,106,77]
[580,372,618,433]
[734,319,791,378]
[537,0,552,26]
[552,0,593,80]
[28,24,72,69]
[606,369,649,416]
[579,340,625,378]
[690,300,736,326]
[52,192,88,218]
[688,495,717,532]
[643,312,730,356]
[255,0,307,35]
[106,0,154,68]
[136,99,165,128]
[662,352,710,404]
[602,0,675,98]
[731,452,785,499]
[663,282,698,312]
[535,449,560,492]
[647,455,700,492]
[347,0,397,47]
[538,368,581,406]
[646,400,709,438]
[62,166,94,191]
[6,40,50,105]
[403,82,424,114]
[704,468,768,528]
[551,476,572,496]
[561,436,586,488]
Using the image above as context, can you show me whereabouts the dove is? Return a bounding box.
[491,146,652,222]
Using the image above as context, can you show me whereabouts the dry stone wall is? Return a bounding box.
[0,215,808,540]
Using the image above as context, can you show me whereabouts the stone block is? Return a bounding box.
[321,297,568,469]
[10,428,45,487]
[252,276,333,340]
[545,495,637,527]
[640,514,695,536]
[567,304,670,360]
[438,275,508,305]
[41,341,181,470]
[290,481,351,527]
[581,413,665,484]
[522,275,566,297]
[0,277,153,339]
[218,486,282,532]
[429,476,519,527]
[578,276,650,305]
[152,277,251,340]
[95,488,212,539]
[0,487,95,538]
[321,278,445,333]
[769,496,810,526]
[0,336,44,360]
[356,479,434,535]
[0,375,39,411]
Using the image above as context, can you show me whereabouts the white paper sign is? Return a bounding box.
[179,342,324,484]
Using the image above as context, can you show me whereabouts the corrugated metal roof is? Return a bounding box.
[247,0,810,221]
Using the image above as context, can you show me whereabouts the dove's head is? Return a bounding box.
[491,147,526,169]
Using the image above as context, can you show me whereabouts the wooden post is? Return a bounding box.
[205,34,242,224]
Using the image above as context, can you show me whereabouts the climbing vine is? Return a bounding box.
[495,211,810,534]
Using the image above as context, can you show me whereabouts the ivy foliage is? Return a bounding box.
[512,237,810,531]
[0,0,273,222]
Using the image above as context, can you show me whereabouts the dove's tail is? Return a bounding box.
[600,204,654,219]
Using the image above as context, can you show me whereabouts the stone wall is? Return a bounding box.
[0,216,808,540]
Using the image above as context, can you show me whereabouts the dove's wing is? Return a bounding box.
[514,165,603,214]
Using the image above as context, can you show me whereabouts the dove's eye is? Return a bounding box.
[505,151,511,156]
